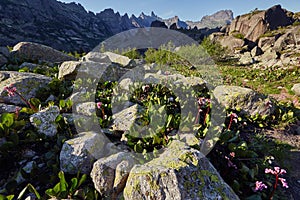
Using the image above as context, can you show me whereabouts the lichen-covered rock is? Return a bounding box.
[213,85,275,117]
[124,140,239,200]
[60,131,109,174]
[10,42,76,63]
[103,52,135,68]
[75,102,96,116]
[0,71,52,106]
[30,106,60,137]
[292,83,300,96]
[91,152,137,199]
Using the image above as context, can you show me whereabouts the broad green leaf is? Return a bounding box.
[1,113,14,128]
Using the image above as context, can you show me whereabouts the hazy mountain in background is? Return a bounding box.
[186,10,234,29]
[0,0,233,51]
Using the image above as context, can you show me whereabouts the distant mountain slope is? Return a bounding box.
[0,0,233,51]
[186,10,234,29]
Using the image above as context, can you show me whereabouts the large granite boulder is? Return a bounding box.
[213,85,275,117]
[228,5,293,42]
[0,71,51,106]
[123,140,239,200]
[10,42,76,63]
[91,152,137,199]
[219,35,245,51]
[81,52,111,63]
[103,52,135,68]
[60,131,110,174]
[58,61,130,81]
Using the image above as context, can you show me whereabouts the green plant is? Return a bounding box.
[45,171,98,199]
[122,47,141,59]
[200,37,229,63]
[233,33,245,40]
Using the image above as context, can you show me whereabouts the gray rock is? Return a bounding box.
[103,52,135,68]
[0,71,52,106]
[239,52,254,65]
[273,27,298,52]
[219,35,245,51]
[0,54,7,66]
[10,42,76,63]
[58,61,130,81]
[18,62,38,70]
[60,131,109,174]
[22,161,36,174]
[292,83,300,96]
[257,47,278,63]
[81,52,111,63]
[75,102,96,116]
[213,85,275,117]
[110,104,144,132]
[0,47,10,57]
[0,103,21,114]
[58,61,81,80]
[30,106,60,137]
[258,37,276,51]
[123,140,239,200]
[91,152,137,199]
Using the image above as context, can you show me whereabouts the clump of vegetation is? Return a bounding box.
[0,41,298,199]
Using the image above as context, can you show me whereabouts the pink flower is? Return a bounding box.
[265,166,286,175]
[3,84,17,97]
[255,181,267,191]
[96,102,102,109]
[265,166,288,189]
[278,178,288,188]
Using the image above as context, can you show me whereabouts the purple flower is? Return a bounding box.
[255,181,267,191]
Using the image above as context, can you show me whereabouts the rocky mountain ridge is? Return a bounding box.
[0,0,232,51]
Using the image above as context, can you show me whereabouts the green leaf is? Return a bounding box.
[58,171,68,193]
[78,174,87,188]
[1,113,14,128]
[70,178,78,194]
[17,184,41,200]
[166,115,173,127]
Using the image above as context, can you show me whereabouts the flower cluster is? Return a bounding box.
[255,181,267,191]
[265,167,288,188]
[254,166,288,199]
[3,84,17,97]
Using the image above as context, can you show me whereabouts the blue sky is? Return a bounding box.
[60,0,300,21]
